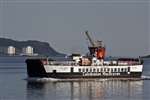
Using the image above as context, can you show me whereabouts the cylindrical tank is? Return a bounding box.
[26,46,33,54]
[8,46,15,55]
[23,46,34,55]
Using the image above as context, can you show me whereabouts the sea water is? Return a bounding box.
[0,57,150,100]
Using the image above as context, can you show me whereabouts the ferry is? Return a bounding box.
[26,31,143,79]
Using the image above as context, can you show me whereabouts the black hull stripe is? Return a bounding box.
[27,72,142,79]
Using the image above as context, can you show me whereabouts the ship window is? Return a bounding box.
[128,67,130,72]
[71,67,74,73]
[121,68,124,72]
[111,68,113,72]
[86,68,88,72]
[97,68,99,72]
[93,68,96,73]
[53,70,56,73]
[124,68,127,72]
[114,68,117,72]
[90,68,92,73]
[107,68,110,72]
[78,68,81,72]
[118,68,120,72]
[101,68,103,72]
[104,68,106,72]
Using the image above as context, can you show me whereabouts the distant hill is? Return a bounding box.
[141,55,150,58]
[0,37,65,57]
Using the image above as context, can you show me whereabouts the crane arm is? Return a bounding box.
[85,31,95,47]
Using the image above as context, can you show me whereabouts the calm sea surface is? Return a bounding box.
[0,57,150,100]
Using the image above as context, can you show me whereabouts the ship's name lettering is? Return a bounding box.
[83,72,120,76]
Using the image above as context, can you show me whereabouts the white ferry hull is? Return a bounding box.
[26,59,143,79]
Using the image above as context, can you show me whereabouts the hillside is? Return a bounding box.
[0,37,65,57]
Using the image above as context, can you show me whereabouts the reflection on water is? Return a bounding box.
[26,80,143,100]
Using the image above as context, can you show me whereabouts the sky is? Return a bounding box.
[0,0,149,57]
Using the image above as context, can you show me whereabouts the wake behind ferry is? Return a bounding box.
[26,31,143,79]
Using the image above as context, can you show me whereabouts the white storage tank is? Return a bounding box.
[22,46,34,55]
[26,46,33,55]
[8,46,15,55]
